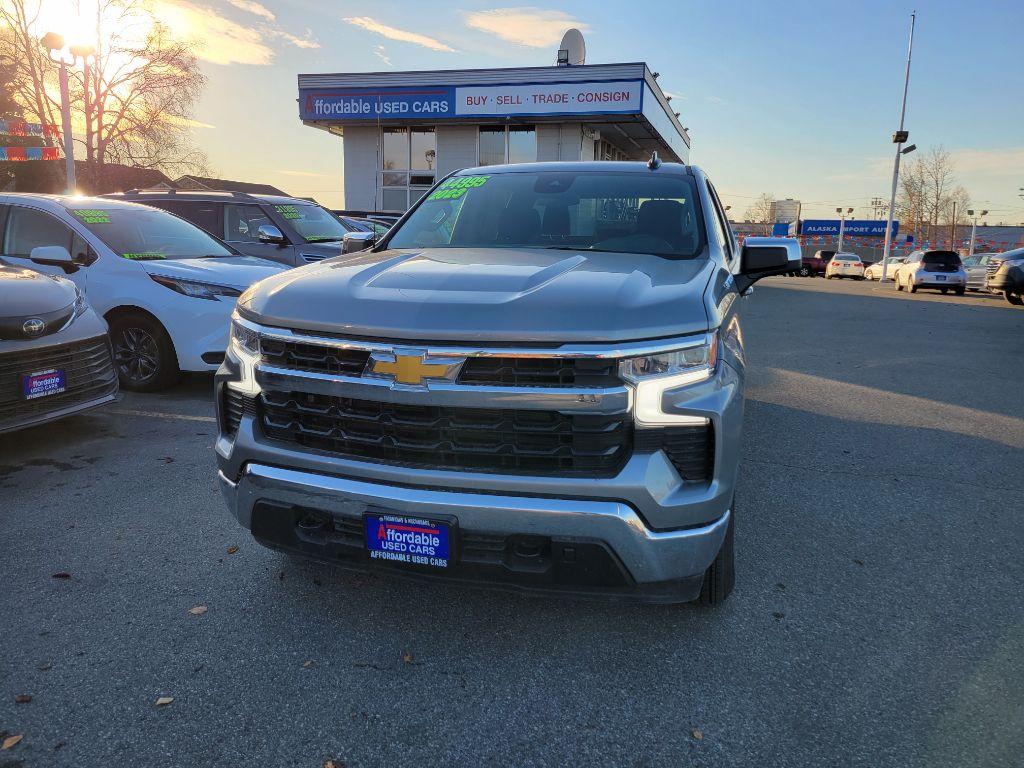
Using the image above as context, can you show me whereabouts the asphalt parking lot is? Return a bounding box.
[1,277,1021,768]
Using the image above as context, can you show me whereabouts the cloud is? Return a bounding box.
[154,1,274,65]
[464,7,590,48]
[949,147,1024,176]
[226,0,274,21]
[705,95,725,104]
[825,156,891,182]
[373,45,392,66]
[165,115,216,129]
[272,29,320,49]
[343,16,455,52]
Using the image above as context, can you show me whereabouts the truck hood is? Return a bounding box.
[239,247,714,343]
[141,256,283,290]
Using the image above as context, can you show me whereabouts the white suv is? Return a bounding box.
[894,250,966,296]
[0,194,284,390]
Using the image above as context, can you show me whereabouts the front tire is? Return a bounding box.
[1007,292,1024,306]
[896,274,903,291]
[955,286,965,296]
[909,280,918,293]
[799,266,811,277]
[698,502,735,606]
[109,312,180,391]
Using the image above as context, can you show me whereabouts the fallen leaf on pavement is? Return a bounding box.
[691,729,703,740]
[37,662,52,671]
[161,456,174,464]
[188,605,208,615]
[227,546,239,555]
[155,696,174,707]
[51,572,71,579]
[14,694,31,703]
[303,660,314,669]
[401,651,413,664]
[2,735,23,749]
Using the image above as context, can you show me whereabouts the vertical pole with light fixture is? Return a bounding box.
[41,33,76,193]
[967,209,987,259]
[881,12,917,282]
[836,207,853,252]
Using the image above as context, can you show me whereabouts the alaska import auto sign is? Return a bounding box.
[801,220,900,237]
[300,80,644,120]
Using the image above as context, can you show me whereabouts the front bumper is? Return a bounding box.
[218,463,730,602]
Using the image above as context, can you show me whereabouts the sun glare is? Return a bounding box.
[28,0,154,54]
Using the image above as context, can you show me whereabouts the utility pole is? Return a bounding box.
[967,209,988,259]
[881,12,917,281]
[950,201,957,250]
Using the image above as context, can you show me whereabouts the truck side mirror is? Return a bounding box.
[257,224,287,245]
[736,237,801,292]
[342,231,375,254]
[30,245,78,274]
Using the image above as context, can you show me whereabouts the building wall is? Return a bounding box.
[341,125,378,210]
[436,125,478,176]
[537,124,587,162]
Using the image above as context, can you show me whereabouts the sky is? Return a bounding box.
[46,0,1024,220]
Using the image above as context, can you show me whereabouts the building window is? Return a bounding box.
[478,125,536,166]
[380,127,436,211]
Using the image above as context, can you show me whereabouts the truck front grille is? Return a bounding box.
[259,390,632,477]
[0,336,116,427]
[259,338,620,388]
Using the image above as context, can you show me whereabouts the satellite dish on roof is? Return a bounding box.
[556,29,586,66]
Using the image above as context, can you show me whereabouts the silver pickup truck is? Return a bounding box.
[215,160,799,604]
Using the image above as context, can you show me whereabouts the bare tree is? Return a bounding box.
[895,147,971,243]
[0,0,208,189]
[743,193,775,236]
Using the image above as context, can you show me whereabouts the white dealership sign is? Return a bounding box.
[454,80,643,117]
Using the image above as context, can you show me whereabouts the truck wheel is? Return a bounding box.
[698,502,735,606]
[109,312,180,391]
[1007,292,1024,306]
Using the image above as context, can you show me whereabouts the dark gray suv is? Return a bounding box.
[104,190,358,268]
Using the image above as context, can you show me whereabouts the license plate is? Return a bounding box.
[22,368,66,399]
[935,275,946,281]
[365,513,452,568]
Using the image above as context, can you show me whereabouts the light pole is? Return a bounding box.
[967,209,988,259]
[836,207,853,252]
[881,12,917,282]
[41,32,94,194]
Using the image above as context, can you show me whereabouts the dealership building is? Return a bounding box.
[296,61,690,212]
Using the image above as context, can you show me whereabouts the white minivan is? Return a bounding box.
[0,194,285,390]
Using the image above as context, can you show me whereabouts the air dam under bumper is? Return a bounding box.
[219,463,730,603]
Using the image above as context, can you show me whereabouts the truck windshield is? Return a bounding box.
[274,204,352,243]
[67,206,234,260]
[387,170,706,259]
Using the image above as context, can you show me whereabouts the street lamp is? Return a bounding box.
[40,32,94,194]
[966,209,988,260]
[881,12,917,282]
[836,207,854,252]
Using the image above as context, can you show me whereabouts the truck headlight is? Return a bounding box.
[230,318,260,356]
[620,332,718,425]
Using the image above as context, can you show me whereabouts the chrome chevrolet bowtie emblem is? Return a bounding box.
[22,318,45,336]
[366,350,465,386]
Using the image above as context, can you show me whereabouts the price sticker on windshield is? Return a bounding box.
[73,209,110,224]
[274,205,302,220]
[427,175,490,201]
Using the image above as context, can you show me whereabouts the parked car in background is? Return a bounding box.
[1,194,284,391]
[893,250,966,295]
[0,262,117,434]
[107,190,360,267]
[825,252,865,279]
[331,210,401,228]
[800,250,834,277]
[985,246,1024,306]
[342,217,391,237]
[864,256,906,281]
[962,253,997,291]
